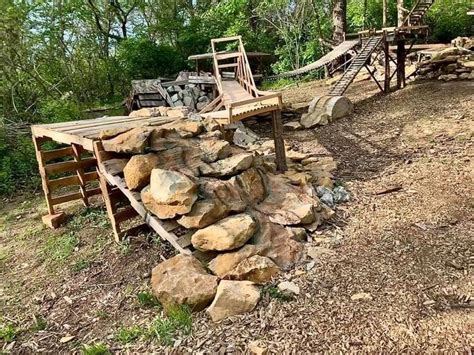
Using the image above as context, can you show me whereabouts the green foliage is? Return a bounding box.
[427,0,474,43]
[82,342,110,355]
[43,232,79,262]
[116,326,144,344]
[0,323,18,342]
[147,305,193,345]
[263,285,294,302]
[137,291,162,309]
[38,98,82,124]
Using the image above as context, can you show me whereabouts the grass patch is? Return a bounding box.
[72,258,92,272]
[116,325,144,344]
[147,305,192,345]
[137,291,161,309]
[263,285,294,302]
[31,315,47,331]
[0,248,9,268]
[69,207,110,230]
[82,342,110,355]
[0,323,18,342]
[43,232,78,262]
[115,240,131,256]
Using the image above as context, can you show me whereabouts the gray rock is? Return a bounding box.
[316,186,334,207]
[333,186,350,203]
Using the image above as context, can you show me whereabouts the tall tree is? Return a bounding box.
[397,0,404,26]
[332,0,346,43]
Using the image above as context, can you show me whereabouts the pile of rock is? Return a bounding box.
[166,83,212,111]
[416,47,474,81]
[101,115,342,321]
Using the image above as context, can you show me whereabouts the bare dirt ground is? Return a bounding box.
[1,79,473,353]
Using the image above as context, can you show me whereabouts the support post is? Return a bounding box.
[396,39,406,89]
[71,144,89,207]
[271,110,287,173]
[383,33,390,93]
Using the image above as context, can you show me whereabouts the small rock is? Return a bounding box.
[307,246,335,260]
[99,127,132,140]
[191,213,257,251]
[351,292,373,301]
[129,107,160,117]
[208,245,265,277]
[233,128,260,148]
[278,281,300,295]
[316,186,334,207]
[177,199,228,229]
[206,280,260,322]
[200,153,254,177]
[200,140,231,163]
[102,127,152,154]
[226,255,280,284]
[141,169,197,219]
[283,121,303,130]
[203,117,221,132]
[248,341,268,355]
[151,254,218,311]
[333,185,350,203]
[438,74,458,81]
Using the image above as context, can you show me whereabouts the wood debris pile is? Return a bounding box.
[100,114,341,321]
[416,46,474,81]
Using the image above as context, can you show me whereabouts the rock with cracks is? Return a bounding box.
[177,199,228,229]
[191,213,257,251]
[208,244,265,277]
[200,153,254,177]
[141,169,197,219]
[151,254,218,311]
[200,140,232,163]
[102,127,153,154]
[226,255,280,284]
[206,280,260,322]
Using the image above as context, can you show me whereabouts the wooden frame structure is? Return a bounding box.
[199,36,287,171]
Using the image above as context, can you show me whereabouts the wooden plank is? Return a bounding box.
[41,147,74,162]
[32,126,95,151]
[72,144,89,207]
[32,135,55,215]
[113,206,139,223]
[271,110,288,172]
[44,158,97,175]
[48,171,98,190]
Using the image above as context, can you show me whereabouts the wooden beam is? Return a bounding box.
[271,110,287,173]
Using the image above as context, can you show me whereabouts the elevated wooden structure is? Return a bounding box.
[200,36,287,171]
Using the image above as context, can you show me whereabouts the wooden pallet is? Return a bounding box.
[93,141,192,253]
[31,115,176,228]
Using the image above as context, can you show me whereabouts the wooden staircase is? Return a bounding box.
[328,36,383,96]
[401,0,435,27]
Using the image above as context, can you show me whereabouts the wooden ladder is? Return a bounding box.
[328,36,383,97]
[402,0,434,27]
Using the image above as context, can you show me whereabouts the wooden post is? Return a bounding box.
[71,144,89,207]
[396,39,406,89]
[383,33,390,93]
[271,110,287,173]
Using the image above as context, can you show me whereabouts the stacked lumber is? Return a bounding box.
[415,47,474,81]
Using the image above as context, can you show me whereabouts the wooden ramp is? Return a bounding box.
[266,39,361,80]
[200,36,287,171]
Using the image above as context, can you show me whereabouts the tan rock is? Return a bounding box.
[162,119,203,137]
[206,280,260,322]
[191,213,256,251]
[158,106,171,116]
[286,150,309,161]
[284,171,312,185]
[99,127,132,140]
[123,153,160,190]
[307,246,336,260]
[255,174,318,225]
[200,153,254,177]
[141,169,197,219]
[177,199,228,229]
[203,117,221,132]
[102,127,153,154]
[303,156,337,174]
[129,107,160,117]
[249,341,268,355]
[166,107,190,118]
[234,167,266,204]
[226,255,280,284]
[199,178,247,213]
[208,244,265,277]
[252,212,304,270]
[151,254,218,311]
[200,140,231,163]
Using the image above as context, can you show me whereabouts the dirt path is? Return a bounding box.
[1,80,473,353]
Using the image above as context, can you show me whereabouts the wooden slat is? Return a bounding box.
[113,206,139,224]
[44,158,97,175]
[218,63,238,69]
[41,147,74,162]
[50,187,101,205]
[48,171,98,190]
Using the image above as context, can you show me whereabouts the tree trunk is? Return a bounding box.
[382,0,387,27]
[397,0,404,26]
[332,0,347,44]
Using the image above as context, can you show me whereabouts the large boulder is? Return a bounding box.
[123,153,160,191]
[199,178,247,213]
[200,140,232,163]
[151,254,218,311]
[226,255,280,284]
[233,168,266,204]
[141,169,197,219]
[206,280,260,322]
[191,213,257,251]
[200,153,254,177]
[162,118,202,137]
[102,127,153,154]
[255,174,319,225]
[177,199,228,229]
[208,244,265,277]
